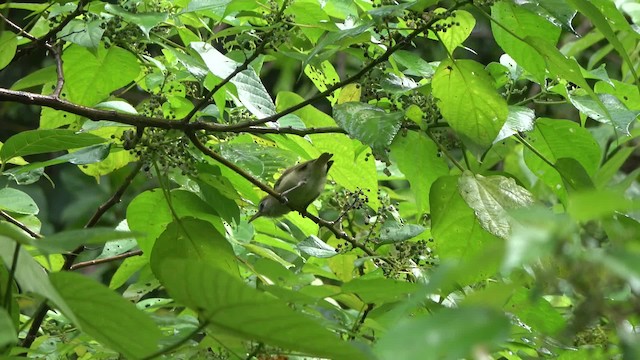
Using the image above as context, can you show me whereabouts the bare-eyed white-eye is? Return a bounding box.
[249,153,334,222]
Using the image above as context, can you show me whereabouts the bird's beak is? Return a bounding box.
[316,153,334,171]
[248,212,261,223]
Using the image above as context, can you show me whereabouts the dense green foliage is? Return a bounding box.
[1,0,640,358]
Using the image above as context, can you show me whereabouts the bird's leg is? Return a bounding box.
[279,180,307,203]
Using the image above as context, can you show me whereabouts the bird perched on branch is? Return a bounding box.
[249,153,334,222]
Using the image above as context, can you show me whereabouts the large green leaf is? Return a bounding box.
[390,132,449,214]
[50,272,161,359]
[491,1,561,82]
[428,9,475,53]
[0,230,77,324]
[522,118,601,201]
[4,143,111,175]
[569,93,639,134]
[567,0,638,84]
[0,31,18,70]
[150,217,238,278]
[375,307,510,360]
[430,176,503,285]
[192,42,276,119]
[333,102,403,156]
[0,307,17,349]
[458,171,534,239]
[157,259,368,359]
[0,129,106,163]
[40,45,140,128]
[432,59,508,155]
[0,188,39,215]
[126,189,225,254]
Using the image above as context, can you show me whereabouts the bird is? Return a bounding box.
[249,153,334,222]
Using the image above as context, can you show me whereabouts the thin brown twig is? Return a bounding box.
[51,43,65,97]
[85,162,144,228]
[70,250,143,270]
[0,210,43,239]
[0,13,39,42]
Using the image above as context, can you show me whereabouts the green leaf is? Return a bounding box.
[458,171,534,239]
[428,9,475,53]
[49,272,162,359]
[505,288,566,334]
[150,217,238,278]
[432,59,508,155]
[555,157,595,190]
[517,0,576,32]
[495,106,535,142]
[104,4,168,37]
[375,307,510,360]
[525,36,608,118]
[127,189,225,254]
[5,143,111,175]
[390,132,449,214]
[430,176,503,285]
[95,100,139,114]
[523,118,601,201]
[0,129,106,163]
[0,307,18,349]
[333,102,403,156]
[594,146,635,188]
[0,232,77,324]
[503,206,575,272]
[567,0,638,84]
[341,278,420,303]
[0,188,39,215]
[491,1,561,82]
[33,228,137,255]
[378,220,425,245]
[58,19,105,49]
[569,93,639,134]
[41,45,140,128]
[297,235,337,258]
[391,50,436,78]
[192,42,276,119]
[0,31,18,70]
[567,189,640,222]
[157,259,368,360]
[10,65,56,90]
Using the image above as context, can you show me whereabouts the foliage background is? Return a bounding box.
[1,0,640,359]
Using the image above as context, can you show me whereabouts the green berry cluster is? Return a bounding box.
[118,128,199,176]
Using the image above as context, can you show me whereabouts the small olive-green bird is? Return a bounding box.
[249,153,334,222]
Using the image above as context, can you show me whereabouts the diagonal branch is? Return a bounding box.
[70,250,143,270]
[0,210,43,239]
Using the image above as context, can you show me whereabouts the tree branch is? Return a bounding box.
[69,250,143,270]
[0,210,43,239]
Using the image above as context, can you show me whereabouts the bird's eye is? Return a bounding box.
[258,201,266,211]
